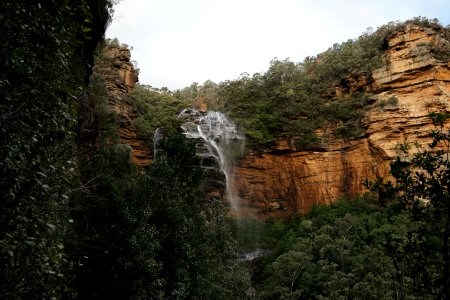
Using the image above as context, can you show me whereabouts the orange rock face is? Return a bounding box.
[102,45,151,167]
[233,25,450,218]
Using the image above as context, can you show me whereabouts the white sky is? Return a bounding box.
[106,0,450,90]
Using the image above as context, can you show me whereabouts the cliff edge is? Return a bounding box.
[233,24,450,218]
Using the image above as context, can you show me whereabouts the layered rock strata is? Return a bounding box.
[233,25,450,218]
[101,44,151,166]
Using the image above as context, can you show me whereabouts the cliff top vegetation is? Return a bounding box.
[173,17,450,148]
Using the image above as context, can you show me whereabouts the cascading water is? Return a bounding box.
[177,109,268,268]
[178,109,245,210]
[153,127,165,158]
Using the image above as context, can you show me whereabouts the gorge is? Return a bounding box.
[105,22,450,218]
[3,4,450,298]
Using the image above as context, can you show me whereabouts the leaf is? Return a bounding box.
[46,223,56,231]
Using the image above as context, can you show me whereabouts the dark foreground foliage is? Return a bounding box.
[0,1,114,298]
[71,130,250,299]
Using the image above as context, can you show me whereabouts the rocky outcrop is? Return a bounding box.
[101,44,151,166]
[233,25,450,218]
[104,46,137,93]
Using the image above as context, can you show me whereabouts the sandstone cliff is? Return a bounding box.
[233,24,450,218]
[101,44,151,166]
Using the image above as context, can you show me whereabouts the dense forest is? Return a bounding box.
[1,2,450,299]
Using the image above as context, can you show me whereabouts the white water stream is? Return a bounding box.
[173,110,268,267]
[153,127,165,158]
[179,109,245,210]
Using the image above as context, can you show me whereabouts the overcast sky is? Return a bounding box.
[106,0,450,90]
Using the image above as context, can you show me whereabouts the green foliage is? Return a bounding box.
[365,112,450,298]
[0,1,113,298]
[175,80,222,110]
[377,96,400,110]
[132,84,188,141]
[219,65,372,146]
[69,145,136,298]
[253,196,421,299]
[216,25,385,145]
[126,135,249,299]
[431,28,450,61]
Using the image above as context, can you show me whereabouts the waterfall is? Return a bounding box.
[178,109,266,269]
[178,109,245,210]
[153,127,165,158]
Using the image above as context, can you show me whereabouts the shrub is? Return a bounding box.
[387,96,399,106]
